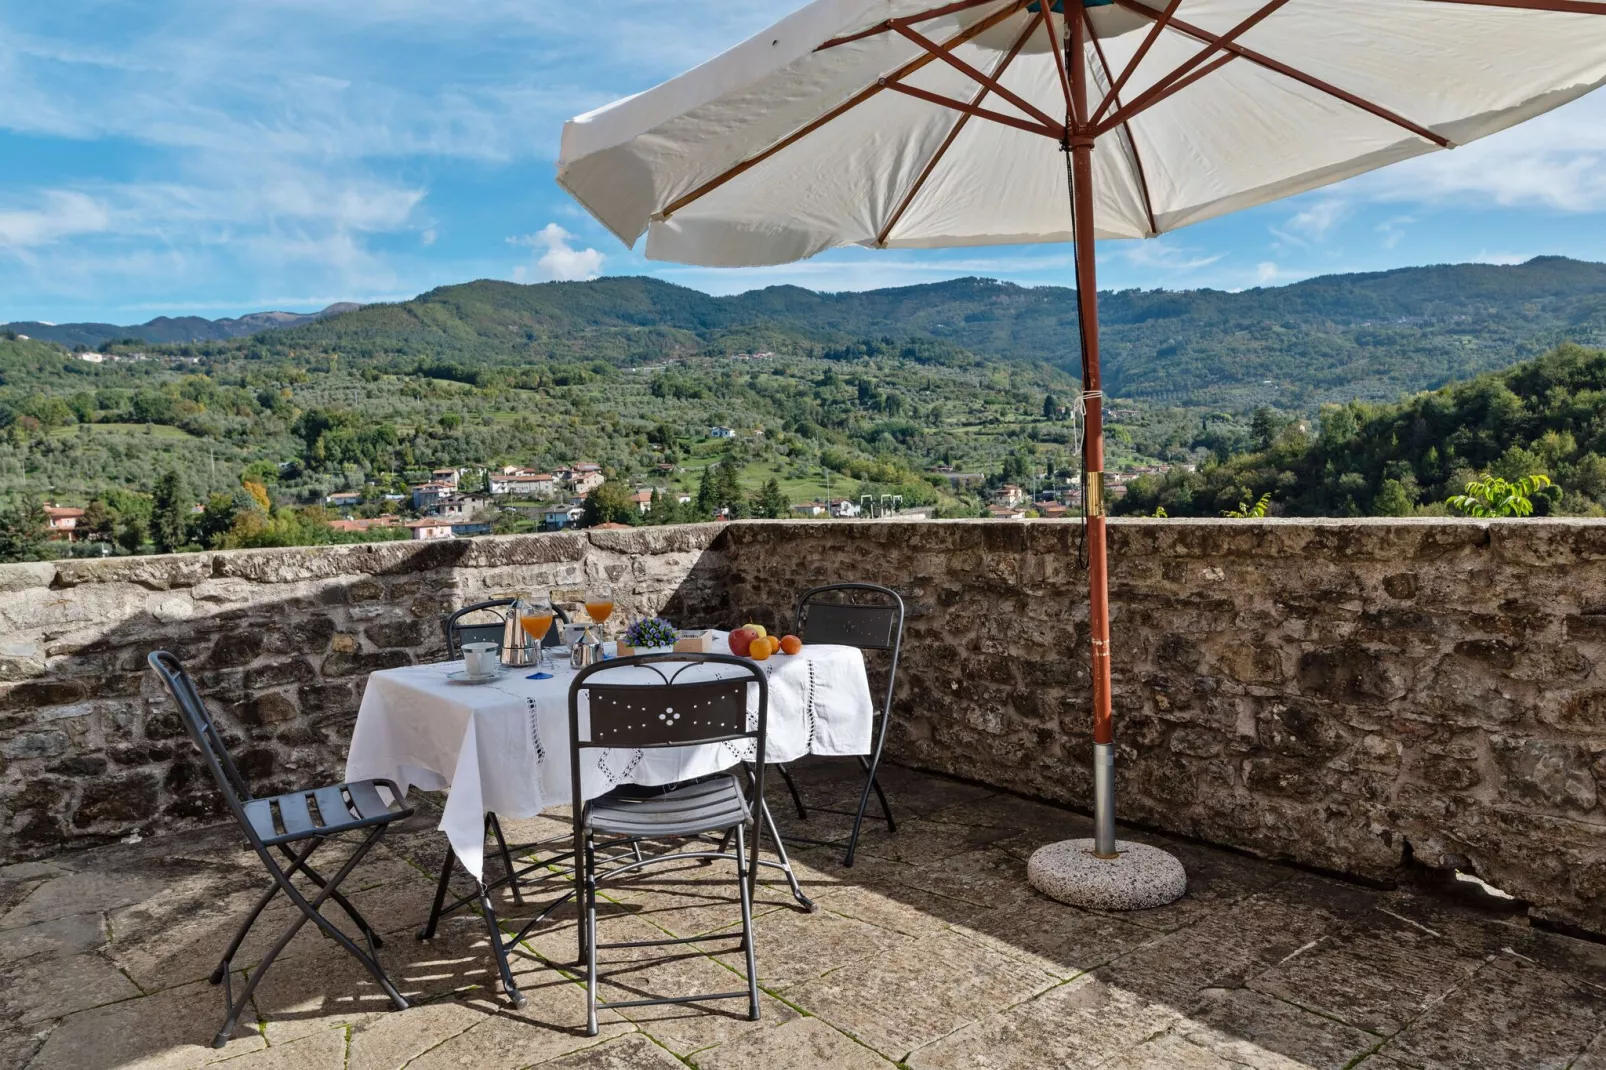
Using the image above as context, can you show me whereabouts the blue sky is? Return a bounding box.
[3,0,1606,325]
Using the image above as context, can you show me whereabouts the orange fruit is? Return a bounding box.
[780,635,802,655]
[749,639,773,661]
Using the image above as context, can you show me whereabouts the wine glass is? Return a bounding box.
[516,595,556,669]
[584,586,615,636]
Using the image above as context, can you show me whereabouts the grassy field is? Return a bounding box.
[49,422,199,440]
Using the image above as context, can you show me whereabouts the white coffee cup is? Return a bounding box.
[462,641,499,679]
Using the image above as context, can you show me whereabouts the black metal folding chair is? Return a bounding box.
[435,598,571,911]
[568,653,769,1036]
[147,651,413,1048]
[775,582,905,866]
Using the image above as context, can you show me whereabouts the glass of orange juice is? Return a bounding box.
[516,595,556,669]
[585,586,615,628]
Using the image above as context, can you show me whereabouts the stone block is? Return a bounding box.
[1491,736,1599,813]
[71,771,160,829]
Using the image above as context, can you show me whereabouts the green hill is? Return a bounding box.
[1117,343,1606,518]
[205,257,1606,409]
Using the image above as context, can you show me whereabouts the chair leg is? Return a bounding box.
[418,843,457,941]
[219,832,408,1047]
[733,822,760,1022]
[477,880,527,1010]
[756,798,816,913]
[210,875,282,986]
[776,763,808,820]
[843,754,895,868]
[487,812,525,906]
[584,834,600,1038]
[861,754,897,832]
[279,844,384,950]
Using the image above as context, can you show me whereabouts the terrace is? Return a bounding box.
[3,519,1605,1068]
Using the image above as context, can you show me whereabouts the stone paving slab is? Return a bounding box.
[3,764,1604,1070]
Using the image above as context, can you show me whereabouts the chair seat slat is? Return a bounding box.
[278,792,317,836]
[313,785,355,826]
[345,780,392,820]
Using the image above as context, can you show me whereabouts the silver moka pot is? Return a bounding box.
[500,615,537,666]
[570,630,603,669]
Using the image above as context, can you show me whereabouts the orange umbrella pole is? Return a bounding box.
[1068,8,1118,860]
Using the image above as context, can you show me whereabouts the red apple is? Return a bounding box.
[729,628,755,657]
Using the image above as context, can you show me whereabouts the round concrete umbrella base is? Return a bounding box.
[1027,839,1187,911]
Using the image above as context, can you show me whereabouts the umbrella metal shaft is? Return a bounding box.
[1069,10,1118,860]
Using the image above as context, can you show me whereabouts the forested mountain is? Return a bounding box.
[3,303,360,350]
[1118,343,1606,519]
[15,256,1606,408]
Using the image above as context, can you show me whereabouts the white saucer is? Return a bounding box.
[445,668,507,684]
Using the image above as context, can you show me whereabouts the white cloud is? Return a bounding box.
[1468,251,1530,266]
[1256,262,1281,285]
[1358,94,1606,213]
[510,223,605,282]
[1271,198,1346,249]
[1376,216,1414,250]
[0,191,112,249]
[1120,238,1223,272]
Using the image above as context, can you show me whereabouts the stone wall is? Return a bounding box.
[3,518,1605,935]
[0,527,730,863]
[718,519,1606,936]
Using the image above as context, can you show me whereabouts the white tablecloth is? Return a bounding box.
[346,632,874,880]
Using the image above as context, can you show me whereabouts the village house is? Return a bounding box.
[986,503,1028,520]
[488,472,555,498]
[566,468,605,496]
[791,501,828,518]
[431,468,460,488]
[709,426,735,439]
[403,518,454,541]
[830,499,861,518]
[994,483,1026,507]
[631,489,655,515]
[325,491,364,509]
[542,504,585,531]
[410,482,452,511]
[43,505,85,541]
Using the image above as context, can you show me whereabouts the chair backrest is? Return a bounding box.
[568,654,769,813]
[794,582,904,721]
[795,583,903,652]
[443,598,568,656]
[147,651,259,836]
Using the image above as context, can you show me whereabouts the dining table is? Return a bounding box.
[345,631,877,882]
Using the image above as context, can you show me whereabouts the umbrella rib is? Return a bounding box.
[882,80,1062,138]
[1042,2,1074,115]
[1110,0,1452,148]
[1089,0,1184,129]
[660,3,1025,220]
[1084,8,1159,236]
[818,0,1013,51]
[877,13,1043,246]
[1422,0,1606,13]
[890,21,1063,130]
[1097,0,1291,132]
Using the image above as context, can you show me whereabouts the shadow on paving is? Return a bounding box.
[5,762,1606,1070]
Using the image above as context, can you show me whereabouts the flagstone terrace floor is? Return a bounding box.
[3,763,1605,1070]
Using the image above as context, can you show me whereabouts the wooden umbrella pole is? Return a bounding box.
[1068,7,1118,860]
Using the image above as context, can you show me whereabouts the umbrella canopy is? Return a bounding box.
[559,0,1606,267]
[558,0,1606,867]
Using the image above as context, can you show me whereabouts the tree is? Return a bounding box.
[1222,492,1273,518]
[751,478,789,519]
[150,470,191,554]
[1043,393,1060,420]
[581,479,637,527]
[1373,479,1415,517]
[194,493,241,548]
[1447,473,1554,518]
[1250,407,1286,451]
[0,495,51,563]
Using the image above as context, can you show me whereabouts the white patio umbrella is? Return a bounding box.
[558,0,1606,901]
